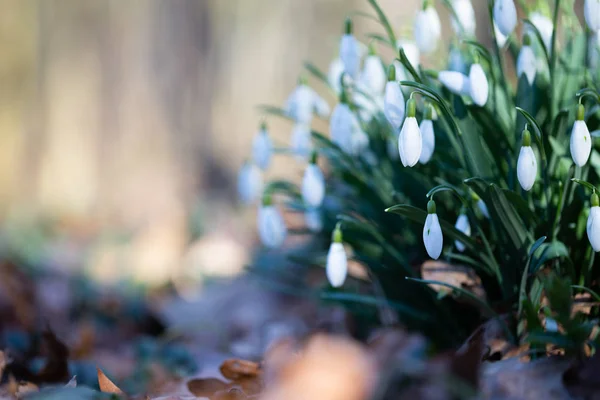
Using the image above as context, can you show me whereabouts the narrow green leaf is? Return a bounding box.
[257,104,293,121]
[304,62,330,88]
[397,48,422,83]
[529,236,547,257]
[523,19,551,67]
[461,39,493,65]
[367,0,397,46]
[571,178,597,193]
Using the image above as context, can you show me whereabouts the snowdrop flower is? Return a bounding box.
[398,97,422,167]
[340,19,361,79]
[258,192,287,249]
[451,0,476,37]
[570,103,592,167]
[585,0,600,32]
[360,44,386,95]
[528,12,553,52]
[517,34,537,86]
[494,23,508,48]
[285,79,329,124]
[328,58,345,94]
[517,128,538,191]
[305,208,323,233]
[423,200,443,260]
[545,317,558,332]
[326,224,348,287]
[302,152,325,208]
[438,71,470,96]
[493,0,517,37]
[383,65,406,130]
[414,0,441,54]
[454,212,471,252]
[469,59,489,107]
[350,129,370,156]
[291,123,312,161]
[588,192,600,251]
[448,46,467,73]
[472,192,490,218]
[252,122,272,170]
[419,103,435,164]
[330,91,359,153]
[238,161,263,204]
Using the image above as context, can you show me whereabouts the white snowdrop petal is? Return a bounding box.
[438,71,470,96]
[454,214,471,252]
[517,146,538,191]
[448,48,467,73]
[305,208,323,233]
[423,214,443,260]
[585,0,600,32]
[570,120,592,167]
[398,117,422,167]
[340,34,361,78]
[313,93,330,118]
[291,124,312,161]
[238,164,263,204]
[258,205,287,248]
[588,206,600,252]
[360,56,386,95]
[469,63,489,107]
[328,58,345,94]
[326,242,348,287]
[252,130,273,170]
[350,128,370,156]
[517,46,537,86]
[414,7,441,54]
[383,81,406,129]
[285,85,317,124]
[493,0,517,37]
[397,40,420,68]
[330,103,354,152]
[528,12,553,52]
[302,164,326,208]
[478,199,490,218]
[419,119,435,164]
[494,23,508,48]
[451,0,476,37]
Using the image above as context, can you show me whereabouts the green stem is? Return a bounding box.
[549,0,561,118]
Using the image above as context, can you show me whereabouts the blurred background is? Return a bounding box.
[0,0,501,287]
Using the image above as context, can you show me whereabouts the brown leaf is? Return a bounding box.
[219,359,261,381]
[35,328,70,383]
[186,377,228,397]
[212,387,247,400]
[97,367,124,394]
[421,261,486,300]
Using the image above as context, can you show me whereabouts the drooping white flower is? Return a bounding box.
[494,22,508,48]
[448,46,467,73]
[528,12,553,52]
[419,103,435,164]
[238,162,263,204]
[252,122,273,170]
[285,81,329,124]
[454,213,471,252]
[350,128,370,156]
[340,19,361,79]
[330,93,364,154]
[423,200,443,260]
[570,104,592,167]
[451,0,476,37]
[545,317,558,332]
[517,35,537,86]
[414,0,441,54]
[383,65,406,130]
[326,225,348,287]
[258,194,287,248]
[360,45,386,95]
[493,0,517,37]
[328,58,345,94]
[588,193,600,251]
[305,208,323,233]
[472,192,490,218]
[314,93,331,118]
[302,153,325,208]
[291,123,312,161]
[398,97,422,167]
[517,128,538,191]
[469,62,489,107]
[438,71,470,96]
[585,0,600,32]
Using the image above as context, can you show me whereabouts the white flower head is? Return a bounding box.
[448,46,467,74]
[494,22,508,48]
[291,123,312,161]
[423,200,443,260]
[285,79,329,123]
[570,104,592,167]
[360,44,386,95]
[340,19,361,79]
[305,208,323,233]
[302,153,326,208]
[328,58,345,95]
[451,0,476,37]
[517,128,538,191]
[438,71,470,96]
[454,212,471,252]
[493,0,517,37]
[528,12,553,52]
[330,91,365,154]
[472,192,490,218]
[469,61,489,107]
[517,34,537,86]
[258,193,287,249]
[585,0,600,32]
[395,40,420,82]
[588,192,600,252]
[383,64,406,130]
[238,161,263,204]
[419,103,435,164]
[398,97,422,167]
[326,224,348,287]
[414,0,441,54]
[252,122,273,170]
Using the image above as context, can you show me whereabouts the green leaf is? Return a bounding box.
[461,39,493,65]
[304,62,330,88]
[397,48,422,83]
[523,19,551,67]
[531,241,570,273]
[571,178,597,193]
[486,184,533,252]
[529,236,547,257]
[257,104,293,121]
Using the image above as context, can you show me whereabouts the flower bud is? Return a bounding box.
[340,19,361,79]
[414,0,441,54]
[517,129,538,191]
[383,65,406,129]
[587,192,600,252]
[493,0,517,37]
[238,162,263,204]
[252,122,273,169]
[302,154,326,208]
[419,104,435,164]
[258,195,287,248]
[398,98,422,167]
[585,0,600,32]
[469,62,489,107]
[570,104,592,167]
[328,58,345,94]
[326,225,348,287]
[451,0,476,37]
[517,36,537,86]
[423,200,443,259]
[438,71,470,96]
[291,123,312,161]
[454,213,471,252]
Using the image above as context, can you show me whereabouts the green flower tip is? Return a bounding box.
[260,120,268,131]
[427,200,436,214]
[387,64,396,82]
[298,75,308,86]
[523,34,532,47]
[592,192,600,207]
[332,224,343,243]
[424,103,434,120]
[472,52,480,64]
[310,151,318,164]
[407,98,417,118]
[577,103,585,121]
[262,190,273,206]
[340,88,349,105]
[522,129,532,147]
[345,18,353,35]
[422,0,433,10]
[368,42,377,56]
[471,191,481,201]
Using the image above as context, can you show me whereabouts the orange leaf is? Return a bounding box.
[220,359,261,381]
[97,367,124,394]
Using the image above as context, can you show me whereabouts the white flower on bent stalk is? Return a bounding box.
[451,0,476,37]
[454,212,471,252]
[570,104,592,167]
[395,39,420,81]
[472,192,490,219]
[291,123,312,161]
[469,60,489,107]
[285,79,329,124]
[328,58,345,95]
[326,224,348,288]
[423,200,443,260]
[238,161,263,205]
[302,152,325,208]
[330,91,363,154]
[587,192,600,252]
[340,19,361,79]
[528,12,553,53]
[414,0,441,54]
[419,103,435,164]
[305,208,323,233]
[517,128,538,191]
[258,192,287,249]
[360,44,386,95]
[493,0,517,37]
[252,122,272,170]
[517,34,537,86]
[494,23,508,48]
[398,97,422,167]
[585,0,600,32]
[448,46,467,74]
[383,65,406,130]
[438,71,470,96]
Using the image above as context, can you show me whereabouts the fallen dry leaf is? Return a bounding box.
[97,367,124,394]
[187,377,228,397]
[421,260,486,300]
[220,359,261,381]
